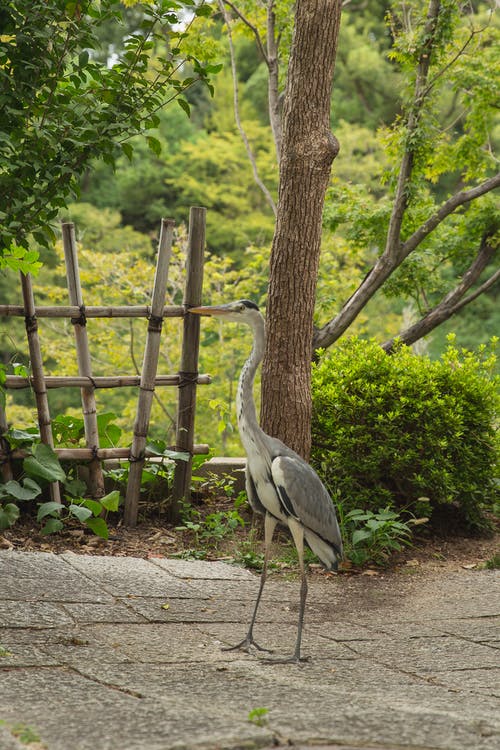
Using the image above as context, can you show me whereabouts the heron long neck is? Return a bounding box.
[236,314,266,442]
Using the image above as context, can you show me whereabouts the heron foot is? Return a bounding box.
[222,635,273,654]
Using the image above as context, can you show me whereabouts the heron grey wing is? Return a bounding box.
[245,468,266,516]
[270,455,342,550]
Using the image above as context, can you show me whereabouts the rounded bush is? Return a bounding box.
[311,336,499,530]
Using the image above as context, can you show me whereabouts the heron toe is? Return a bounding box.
[222,635,273,654]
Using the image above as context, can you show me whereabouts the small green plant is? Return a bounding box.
[235,530,266,571]
[484,554,500,570]
[0,721,45,746]
[175,506,246,549]
[0,429,122,537]
[247,707,269,727]
[36,490,121,538]
[341,507,414,566]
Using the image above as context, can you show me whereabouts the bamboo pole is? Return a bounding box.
[3,444,210,462]
[4,374,211,389]
[171,207,206,516]
[0,304,185,319]
[62,222,105,499]
[124,218,175,526]
[20,273,61,504]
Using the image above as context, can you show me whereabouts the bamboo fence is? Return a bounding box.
[0,212,210,526]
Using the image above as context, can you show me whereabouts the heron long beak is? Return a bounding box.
[189,305,232,317]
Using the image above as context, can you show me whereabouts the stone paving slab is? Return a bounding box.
[0,549,499,750]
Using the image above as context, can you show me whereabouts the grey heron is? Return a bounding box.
[190,299,342,663]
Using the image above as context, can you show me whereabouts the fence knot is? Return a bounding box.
[147,313,163,332]
[178,370,199,388]
[24,314,37,333]
[71,305,87,327]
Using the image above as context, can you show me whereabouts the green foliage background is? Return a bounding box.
[1,0,498,465]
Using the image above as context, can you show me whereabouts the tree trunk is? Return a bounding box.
[261,0,341,460]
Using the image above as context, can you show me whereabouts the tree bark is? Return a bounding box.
[261,0,342,460]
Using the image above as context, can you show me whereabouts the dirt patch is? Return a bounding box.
[1,494,497,579]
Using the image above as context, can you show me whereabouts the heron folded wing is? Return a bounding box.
[271,455,342,551]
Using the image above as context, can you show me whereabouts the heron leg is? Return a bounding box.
[262,518,310,664]
[222,514,277,654]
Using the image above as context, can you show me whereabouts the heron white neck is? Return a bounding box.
[236,312,266,441]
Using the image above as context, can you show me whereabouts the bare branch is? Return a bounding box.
[266,0,282,161]
[401,172,500,260]
[218,0,277,215]
[382,235,498,351]
[313,171,500,351]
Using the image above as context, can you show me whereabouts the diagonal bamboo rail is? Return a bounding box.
[124,218,175,526]
[171,206,206,517]
[62,222,105,499]
[19,273,61,504]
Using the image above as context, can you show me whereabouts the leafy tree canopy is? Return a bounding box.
[0,0,221,272]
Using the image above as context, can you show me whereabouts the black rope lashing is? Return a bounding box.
[24,314,38,333]
[129,449,146,463]
[178,371,199,388]
[147,313,163,332]
[71,305,87,327]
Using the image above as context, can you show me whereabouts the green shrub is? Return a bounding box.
[311,336,499,530]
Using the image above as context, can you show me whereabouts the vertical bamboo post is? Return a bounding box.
[61,222,105,499]
[124,218,175,527]
[171,207,206,517]
[20,273,61,503]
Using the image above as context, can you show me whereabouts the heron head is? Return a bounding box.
[189,299,261,323]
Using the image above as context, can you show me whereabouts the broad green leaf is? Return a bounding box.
[69,504,93,522]
[121,142,134,162]
[24,444,66,483]
[40,518,64,536]
[145,443,190,461]
[99,490,121,512]
[81,498,104,517]
[86,517,109,539]
[146,136,162,156]
[0,503,20,530]
[352,529,371,546]
[37,501,64,521]
[177,98,191,117]
[0,478,41,501]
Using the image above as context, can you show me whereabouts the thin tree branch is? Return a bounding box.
[384,0,442,262]
[400,172,500,260]
[266,0,282,162]
[222,0,269,63]
[218,0,277,216]
[382,235,498,351]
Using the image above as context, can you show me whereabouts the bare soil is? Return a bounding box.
[1,494,498,579]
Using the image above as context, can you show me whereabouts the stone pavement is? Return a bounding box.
[0,550,498,750]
